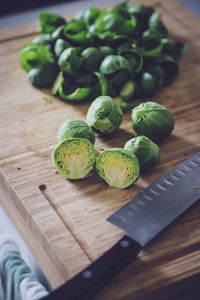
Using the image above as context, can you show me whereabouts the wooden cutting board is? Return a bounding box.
[0,1,200,299]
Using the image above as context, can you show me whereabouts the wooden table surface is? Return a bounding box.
[0,1,200,299]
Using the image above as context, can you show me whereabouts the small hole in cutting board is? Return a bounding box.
[39,184,47,191]
[17,167,21,170]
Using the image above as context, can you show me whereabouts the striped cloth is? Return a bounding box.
[0,235,49,300]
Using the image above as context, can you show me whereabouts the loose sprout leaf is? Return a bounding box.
[20,43,55,72]
[28,63,59,88]
[52,138,97,179]
[39,11,66,34]
[96,148,140,189]
[100,55,133,76]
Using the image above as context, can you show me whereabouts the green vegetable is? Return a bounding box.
[58,119,95,144]
[100,55,132,76]
[52,138,97,179]
[54,39,70,57]
[86,96,123,135]
[124,135,160,172]
[58,47,83,76]
[81,47,103,72]
[119,81,135,100]
[131,101,175,142]
[52,72,91,101]
[139,72,157,97]
[96,148,140,189]
[39,11,66,34]
[20,4,186,102]
[28,63,58,88]
[158,55,179,85]
[32,34,52,46]
[95,13,136,36]
[20,43,55,72]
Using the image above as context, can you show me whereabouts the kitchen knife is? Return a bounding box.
[43,151,200,300]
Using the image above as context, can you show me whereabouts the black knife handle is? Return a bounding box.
[43,235,141,300]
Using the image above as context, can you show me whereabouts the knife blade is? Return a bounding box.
[43,151,200,300]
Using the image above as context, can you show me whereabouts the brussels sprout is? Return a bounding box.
[96,148,140,189]
[58,119,95,144]
[86,96,123,135]
[39,11,66,34]
[81,47,103,72]
[52,25,65,40]
[52,138,97,179]
[28,63,58,88]
[131,102,175,142]
[100,55,132,76]
[139,72,157,97]
[20,43,55,72]
[124,136,160,172]
[58,47,83,76]
[54,39,70,57]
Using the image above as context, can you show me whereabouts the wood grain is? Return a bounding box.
[0,0,200,299]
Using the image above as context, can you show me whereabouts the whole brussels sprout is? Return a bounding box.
[86,96,123,135]
[96,148,140,189]
[131,101,175,142]
[124,135,160,172]
[58,119,95,144]
[52,138,97,179]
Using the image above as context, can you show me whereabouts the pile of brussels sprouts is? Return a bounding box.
[52,97,175,189]
[20,2,186,103]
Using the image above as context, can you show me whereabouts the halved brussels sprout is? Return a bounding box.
[86,96,123,135]
[52,138,97,179]
[58,119,95,144]
[124,135,160,172]
[131,101,175,142]
[96,148,140,189]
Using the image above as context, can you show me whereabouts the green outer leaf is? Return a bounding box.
[140,72,157,96]
[39,11,66,34]
[100,55,132,76]
[94,72,108,95]
[58,119,95,144]
[81,47,103,72]
[59,86,91,101]
[120,80,135,100]
[58,47,83,76]
[20,43,55,72]
[119,47,143,73]
[54,39,70,57]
